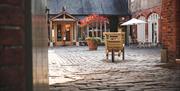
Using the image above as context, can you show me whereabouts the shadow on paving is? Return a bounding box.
[50,64,180,91]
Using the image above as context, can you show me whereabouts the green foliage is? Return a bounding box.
[86,37,102,44]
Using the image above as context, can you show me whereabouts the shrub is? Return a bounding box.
[86,37,101,44]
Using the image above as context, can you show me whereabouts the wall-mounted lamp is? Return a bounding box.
[121,17,125,20]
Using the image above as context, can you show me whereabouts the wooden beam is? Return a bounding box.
[100,22,103,39]
[54,22,57,45]
[87,25,89,37]
[104,22,107,32]
[96,22,98,37]
[50,21,52,42]
[75,22,78,41]
[92,23,94,37]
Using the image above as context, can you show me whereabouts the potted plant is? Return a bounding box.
[86,37,101,50]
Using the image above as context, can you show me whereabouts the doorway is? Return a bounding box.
[50,11,77,46]
[56,23,73,45]
[152,22,157,43]
[64,24,71,41]
[148,13,159,44]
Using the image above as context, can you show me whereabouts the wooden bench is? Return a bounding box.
[103,32,125,62]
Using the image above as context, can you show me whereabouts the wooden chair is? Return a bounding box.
[103,32,125,62]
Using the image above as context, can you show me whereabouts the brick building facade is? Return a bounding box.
[131,0,180,61]
[133,6,161,44]
[131,0,162,45]
[161,0,180,61]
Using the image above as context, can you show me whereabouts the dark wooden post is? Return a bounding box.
[112,49,115,62]
[123,47,125,60]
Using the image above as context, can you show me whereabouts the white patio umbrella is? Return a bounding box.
[121,18,146,26]
[121,18,147,46]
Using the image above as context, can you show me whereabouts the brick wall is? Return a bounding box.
[132,0,179,61]
[0,0,49,91]
[132,6,161,19]
[131,0,161,13]
[0,0,26,91]
[176,0,180,59]
[161,0,179,61]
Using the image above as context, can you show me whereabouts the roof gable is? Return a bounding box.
[51,11,77,21]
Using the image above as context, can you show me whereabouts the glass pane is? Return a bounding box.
[57,24,62,41]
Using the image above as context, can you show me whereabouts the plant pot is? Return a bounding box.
[86,40,98,50]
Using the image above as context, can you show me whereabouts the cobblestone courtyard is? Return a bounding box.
[49,46,180,91]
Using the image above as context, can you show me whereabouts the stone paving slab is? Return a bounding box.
[49,46,180,91]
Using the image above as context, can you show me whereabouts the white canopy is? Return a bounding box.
[121,18,146,26]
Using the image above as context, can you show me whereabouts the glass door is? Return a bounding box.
[64,24,71,41]
[57,24,62,41]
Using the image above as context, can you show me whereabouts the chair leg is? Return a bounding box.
[112,50,114,62]
[122,48,125,60]
[106,52,108,60]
